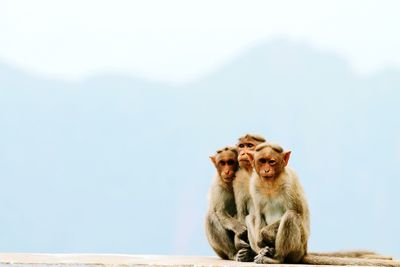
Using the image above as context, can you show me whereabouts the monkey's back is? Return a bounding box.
[284,167,310,238]
[205,175,237,260]
[207,175,236,216]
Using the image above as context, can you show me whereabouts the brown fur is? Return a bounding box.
[233,168,254,226]
[232,135,266,262]
[310,251,393,260]
[238,133,266,144]
[205,147,245,260]
[233,137,387,262]
[301,255,399,266]
[234,134,266,224]
[247,142,399,266]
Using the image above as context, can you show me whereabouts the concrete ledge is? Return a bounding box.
[0,253,306,267]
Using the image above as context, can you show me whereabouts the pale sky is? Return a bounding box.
[1,0,399,83]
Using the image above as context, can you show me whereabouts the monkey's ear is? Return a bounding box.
[209,156,217,167]
[283,151,291,166]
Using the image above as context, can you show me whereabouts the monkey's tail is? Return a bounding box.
[301,254,400,266]
[309,250,393,260]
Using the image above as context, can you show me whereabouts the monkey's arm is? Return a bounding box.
[253,207,270,249]
[215,210,247,236]
[259,220,280,246]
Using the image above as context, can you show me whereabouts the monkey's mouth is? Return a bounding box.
[238,154,250,161]
[222,176,235,182]
[238,157,251,164]
[261,175,274,180]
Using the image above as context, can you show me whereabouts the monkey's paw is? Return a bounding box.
[234,234,250,250]
[259,246,275,258]
[254,254,279,264]
[235,248,253,262]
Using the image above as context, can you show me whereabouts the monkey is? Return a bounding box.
[205,146,247,260]
[234,134,266,223]
[233,134,388,262]
[232,134,266,262]
[245,142,309,264]
[245,142,399,266]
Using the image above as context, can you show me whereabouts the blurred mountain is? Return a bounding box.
[0,40,399,257]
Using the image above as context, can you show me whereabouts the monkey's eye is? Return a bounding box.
[238,144,245,148]
[247,143,254,148]
[227,159,235,166]
[259,158,267,164]
[219,160,226,166]
[269,160,276,165]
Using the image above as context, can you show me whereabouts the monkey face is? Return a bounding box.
[217,154,238,183]
[237,138,263,167]
[251,146,291,179]
[210,148,239,183]
[254,151,281,179]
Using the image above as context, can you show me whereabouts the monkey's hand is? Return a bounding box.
[235,247,254,262]
[254,247,278,264]
[258,246,275,258]
[234,234,250,250]
[256,237,269,249]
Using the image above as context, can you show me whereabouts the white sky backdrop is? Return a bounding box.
[0,0,399,83]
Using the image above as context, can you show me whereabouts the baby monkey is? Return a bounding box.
[205,147,246,260]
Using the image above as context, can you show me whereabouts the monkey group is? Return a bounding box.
[205,134,399,266]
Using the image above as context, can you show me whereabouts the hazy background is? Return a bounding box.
[0,0,399,258]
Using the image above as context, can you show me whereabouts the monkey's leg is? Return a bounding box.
[254,250,280,264]
[245,214,261,253]
[259,220,280,248]
[205,214,237,260]
[274,210,306,263]
[253,223,279,264]
[250,216,279,264]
